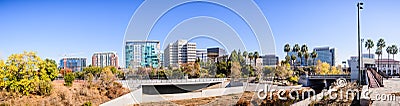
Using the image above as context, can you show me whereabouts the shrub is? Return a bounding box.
[36,80,52,96]
[82,101,92,106]
[216,73,226,78]
[64,73,75,86]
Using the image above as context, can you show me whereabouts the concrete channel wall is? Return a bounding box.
[101,86,244,106]
[100,88,142,106]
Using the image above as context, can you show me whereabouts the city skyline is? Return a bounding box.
[2,0,400,66]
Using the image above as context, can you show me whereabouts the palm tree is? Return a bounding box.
[304,52,310,66]
[291,54,297,65]
[248,52,253,66]
[391,45,398,73]
[365,39,374,58]
[375,48,382,71]
[285,55,291,63]
[311,50,318,65]
[293,44,300,66]
[284,43,291,56]
[243,51,248,61]
[301,44,308,66]
[297,52,302,66]
[386,46,392,73]
[254,51,259,66]
[377,38,386,72]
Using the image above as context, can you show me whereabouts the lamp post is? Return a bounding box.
[357,2,364,84]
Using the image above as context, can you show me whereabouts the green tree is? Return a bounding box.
[229,50,239,62]
[386,46,392,67]
[39,59,59,81]
[301,44,308,66]
[377,38,386,72]
[254,51,259,66]
[304,52,310,66]
[375,48,382,71]
[291,54,297,66]
[3,51,54,95]
[365,39,374,58]
[242,51,248,64]
[391,45,398,73]
[248,52,254,66]
[64,73,75,86]
[292,44,300,65]
[230,62,242,78]
[311,50,318,66]
[285,55,291,63]
[284,43,291,57]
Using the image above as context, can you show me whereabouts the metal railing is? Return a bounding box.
[301,74,351,79]
[368,68,383,87]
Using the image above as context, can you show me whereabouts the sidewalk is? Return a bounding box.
[369,78,400,106]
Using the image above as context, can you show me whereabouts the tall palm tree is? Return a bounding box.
[301,44,308,66]
[386,46,392,73]
[297,52,302,66]
[284,43,291,56]
[311,50,318,65]
[293,44,300,66]
[248,52,253,66]
[377,38,386,72]
[375,48,382,71]
[304,52,310,66]
[391,45,398,73]
[243,51,248,64]
[365,39,374,58]
[254,51,259,66]
[285,55,291,63]
[291,54,297,65]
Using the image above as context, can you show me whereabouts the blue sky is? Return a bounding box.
[1,0,400,66]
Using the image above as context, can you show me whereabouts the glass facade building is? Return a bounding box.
[314,47,335,66]
[59,57,87,72]
[125,40,160,68]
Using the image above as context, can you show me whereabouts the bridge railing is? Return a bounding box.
[302,74,350,79]
[368,68,383,87]
[118,78,228,84]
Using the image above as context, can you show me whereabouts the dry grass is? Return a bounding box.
[0,80,130,106]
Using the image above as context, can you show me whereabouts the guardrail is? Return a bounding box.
[118,78,228,84]
[301,74,350,79]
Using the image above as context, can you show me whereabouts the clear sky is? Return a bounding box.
[1,0,400,66]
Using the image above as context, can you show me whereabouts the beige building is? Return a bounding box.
[164,40,197,67]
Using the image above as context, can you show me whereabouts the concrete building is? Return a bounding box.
[124,40,160,68]
[207,47,226,62]
[314,47,335,66]
[164,40,197,67]
[348,56,375,81]
[261,55,279,66]
[92,51,118,68]
[376,59,399,75]
[196,49,207,63]
[59,57,87,72]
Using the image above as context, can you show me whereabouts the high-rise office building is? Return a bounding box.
[314,47,335,66]
[124,40,160,68]
[207,47,227,61]
[196,49,207,62]
[92,51,118,68]
[164,40,197,67]
[261,55,279,66]
[59,57,87,72]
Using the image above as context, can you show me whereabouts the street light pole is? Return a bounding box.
[357,2,364,85]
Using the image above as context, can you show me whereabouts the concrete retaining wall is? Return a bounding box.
[100,88,142,106]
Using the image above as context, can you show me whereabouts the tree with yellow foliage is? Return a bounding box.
[314,60,342,75]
